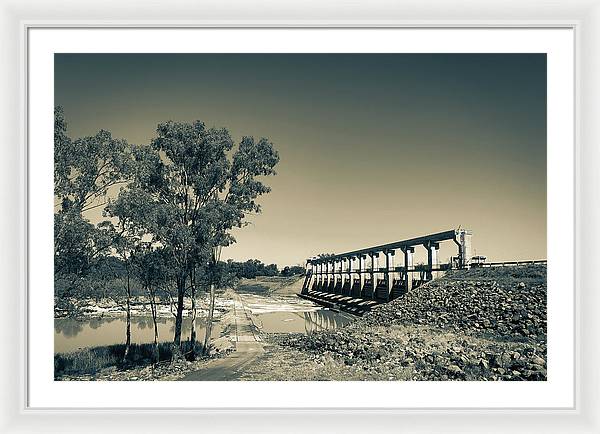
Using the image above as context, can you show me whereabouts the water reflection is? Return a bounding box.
[250,309,353,334]
[303,310,353,334]
[54,320,84,338]
[55,308,354,354]
[54,316,216,354]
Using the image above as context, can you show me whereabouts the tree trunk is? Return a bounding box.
[148,284,159,363]
[202,282,216,356]
[171,276,186,361]
[189,270,197,360]
[123,263,132,362]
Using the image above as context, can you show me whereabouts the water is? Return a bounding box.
[54,316,220,354]
[54,296,354,354]
[250,310,354,334]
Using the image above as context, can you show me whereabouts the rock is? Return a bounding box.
[531,356,546,366]
[447,365,463,375]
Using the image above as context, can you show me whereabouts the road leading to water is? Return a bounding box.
[181,294,265,381]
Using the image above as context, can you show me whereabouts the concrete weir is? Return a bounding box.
[300,228,472,312]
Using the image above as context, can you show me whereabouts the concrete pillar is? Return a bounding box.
[402,246,414,291]
[319,262,323,289]
[320,262,325,288]
[424,242,440,280]
[338,259,342,287]
[459,230,473,268]
[331,260,337,291]
[359,254,366,297]
[370,252,379,300]
[347,257,353,295]
[385,250,395,300]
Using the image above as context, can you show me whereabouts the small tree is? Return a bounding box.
[104,188,156,360]
[132,246,172,363]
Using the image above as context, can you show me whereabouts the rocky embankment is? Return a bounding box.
[276,265,547,381]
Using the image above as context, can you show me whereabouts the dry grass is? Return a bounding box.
[54,341,205,378]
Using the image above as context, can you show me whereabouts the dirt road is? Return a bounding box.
[181,294,264,381]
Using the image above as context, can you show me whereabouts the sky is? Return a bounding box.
[55,53,547,267]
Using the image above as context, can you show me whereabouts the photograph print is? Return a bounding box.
[54,53,547,382]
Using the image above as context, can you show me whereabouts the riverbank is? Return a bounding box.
[54,283,343,380]
[54,276,306,319]
[54,293,233,319]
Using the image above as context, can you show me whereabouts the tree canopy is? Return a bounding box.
[54,108,280,356]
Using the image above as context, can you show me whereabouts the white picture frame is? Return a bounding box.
[1,0,598,432]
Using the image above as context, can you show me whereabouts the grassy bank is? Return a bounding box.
[54,341,206,379]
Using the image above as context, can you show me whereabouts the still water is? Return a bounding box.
[55,308,353,354]
[54,316,220,354]
[250,310,354,334]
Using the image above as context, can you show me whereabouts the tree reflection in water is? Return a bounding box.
[303,310,352,334]
[54,319,84,338]
[54,310,350,352]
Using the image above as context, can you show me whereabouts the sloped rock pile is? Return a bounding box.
[364,264,546,342]
[278,265,547,381]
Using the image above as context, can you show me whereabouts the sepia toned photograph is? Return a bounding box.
[53,53,547,382]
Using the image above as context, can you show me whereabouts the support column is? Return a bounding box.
[359,254,366,297]
[320,261,325,289]
[347,257,353,295]
[336,259,342,293]
[370,252,379,300]
[385,250,395,300]
[301,261,309,294]
[328,260,334,292]
[331,260,336,292]
[423,242,440,280]
[402,246,414,291]
[315,261,320,289]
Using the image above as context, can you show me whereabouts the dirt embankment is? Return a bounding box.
[275,265,547,381]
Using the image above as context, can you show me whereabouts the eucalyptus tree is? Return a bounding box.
[54,106,132,215]
[134,120,279,359]
[54,106,133,295]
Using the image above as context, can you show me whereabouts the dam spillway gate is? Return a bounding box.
[300,229,472,308]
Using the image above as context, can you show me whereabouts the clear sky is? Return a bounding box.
[55,53,547,267]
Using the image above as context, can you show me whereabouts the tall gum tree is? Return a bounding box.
[54,106,132,283]
[135,120,279,359]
